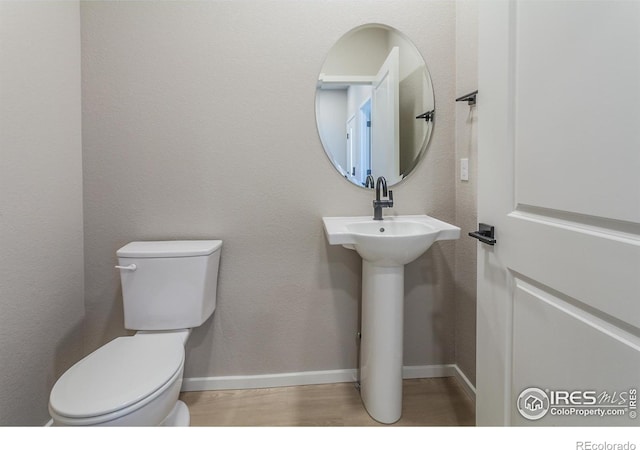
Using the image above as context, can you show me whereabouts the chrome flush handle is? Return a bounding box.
[115,264,137,271]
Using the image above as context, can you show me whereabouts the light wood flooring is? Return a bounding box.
[179,377,475,426]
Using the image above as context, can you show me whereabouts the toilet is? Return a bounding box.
[48,240,222,426]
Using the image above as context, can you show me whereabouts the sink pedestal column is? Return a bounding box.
[360,260,404,424]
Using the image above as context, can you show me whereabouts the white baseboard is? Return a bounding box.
[401,363,456,379]
[452,364,476,402]
[181,363,476,399]
[182,368,358,392]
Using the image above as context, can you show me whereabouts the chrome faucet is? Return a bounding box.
[364,174,375,189]
[373,176,393,220]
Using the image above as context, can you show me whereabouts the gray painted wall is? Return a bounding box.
[0,1,84,425]
[454,0,478,386]
[80,1,459,380]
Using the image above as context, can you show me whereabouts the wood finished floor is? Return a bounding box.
[179,377,475,426]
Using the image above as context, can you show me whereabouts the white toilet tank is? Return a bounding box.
[116,240,222,330]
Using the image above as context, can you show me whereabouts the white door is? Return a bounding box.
[476,1,640,426]
[371,47,399,182]
[358,98,372,183]
[346,114,356,181]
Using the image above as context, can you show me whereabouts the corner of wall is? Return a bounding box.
[453,0,479,388]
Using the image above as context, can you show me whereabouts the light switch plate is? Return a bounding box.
[460,158,469,181]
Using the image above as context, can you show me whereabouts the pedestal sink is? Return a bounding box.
[322,215,460,423]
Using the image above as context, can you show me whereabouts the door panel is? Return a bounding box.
[514,2,640,223]
[512,279,640,426]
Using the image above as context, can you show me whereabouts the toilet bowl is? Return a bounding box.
[48,240,222,426]
[49,331,188,426]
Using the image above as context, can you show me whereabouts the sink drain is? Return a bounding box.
[379,227,385,233]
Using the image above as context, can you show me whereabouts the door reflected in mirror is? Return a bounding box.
[315,24,435,188]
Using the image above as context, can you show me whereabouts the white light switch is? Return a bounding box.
[460,158,469,181]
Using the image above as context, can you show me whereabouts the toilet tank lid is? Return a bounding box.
[117,240,222,258]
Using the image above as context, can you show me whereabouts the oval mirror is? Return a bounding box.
[315,24,435,188]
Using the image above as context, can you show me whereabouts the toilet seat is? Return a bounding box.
[49,334,184,425]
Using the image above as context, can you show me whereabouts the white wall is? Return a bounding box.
[347,85,373,121]
[0,1,84,425]
[321,26,389,77]
[80,0,457,381]
[316,89,348,172]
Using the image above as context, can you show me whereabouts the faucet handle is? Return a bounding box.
[388,190,394,206]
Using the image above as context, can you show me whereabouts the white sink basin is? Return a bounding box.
[323,215,460,266]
